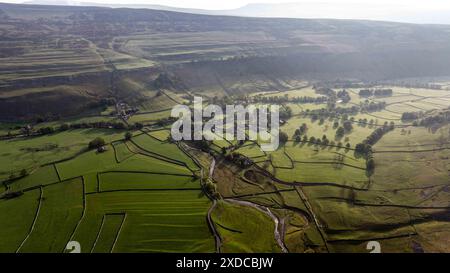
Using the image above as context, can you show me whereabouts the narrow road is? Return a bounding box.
[205,158,222,253]
[207,200,222,253]
[209,158,216,178]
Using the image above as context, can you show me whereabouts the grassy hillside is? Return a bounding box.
[2,3,450,120]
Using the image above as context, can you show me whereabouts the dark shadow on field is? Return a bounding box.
[292,141,300,147]
[277,142,288,149]
[79,128,123,136]
[428,125,447,134]
[354,151,364,159]
[8,132,55,143]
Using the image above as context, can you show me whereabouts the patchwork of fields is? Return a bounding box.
[0,131,217,253]
[1,3,450,254]
[1,83,450,253]
[209,85,450,253]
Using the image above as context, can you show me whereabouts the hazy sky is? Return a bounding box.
[1,0,450,24]
[1,0,449,11]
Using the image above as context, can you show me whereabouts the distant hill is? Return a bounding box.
[2,2,450,120]
[23,0,216,14]
[22,0,450,24]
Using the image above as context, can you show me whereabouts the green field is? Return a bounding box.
[2,2,450,254]
[98,172,199,192]
[0,129,125,181]
[18,178,83,253]
[0,189,40,252]
[72,191,214,253]
[0,129,216,253]
[212,200,282,253]
[2,81,450,253]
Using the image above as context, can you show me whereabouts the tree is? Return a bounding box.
[336,127,345,138]
[205,180,219,199]
[367,158,375,172]
[113,122,127,130]
[134,122,144,130]
[333,121,339,129]
[299,123,308,135]
[125,132,133,140]
[88,137,106,150]
[38,127,54,135]
[343,120,353,132]
[280,106,293,120]
[59,123,70,131]
[279,131,289,144]
[346,143,351,149]
[389,121,395,130]
[355,143,372,156]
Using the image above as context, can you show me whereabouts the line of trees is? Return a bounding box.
[402,109,450,126]
[359,88,393,97]
[418,110,450,127]
[294,123,308,136]
[360,101,387,112]
[402,111,423,121]
[354,121,395,175]
[355,122,395,156]
[293,132,351,150]
[254,95,328,104]
[19,121,144,138]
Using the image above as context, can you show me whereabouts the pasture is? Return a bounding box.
[0,128,215,253]
[1,80,450,253]
[0,129,125,181]
[211,200,282,253]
